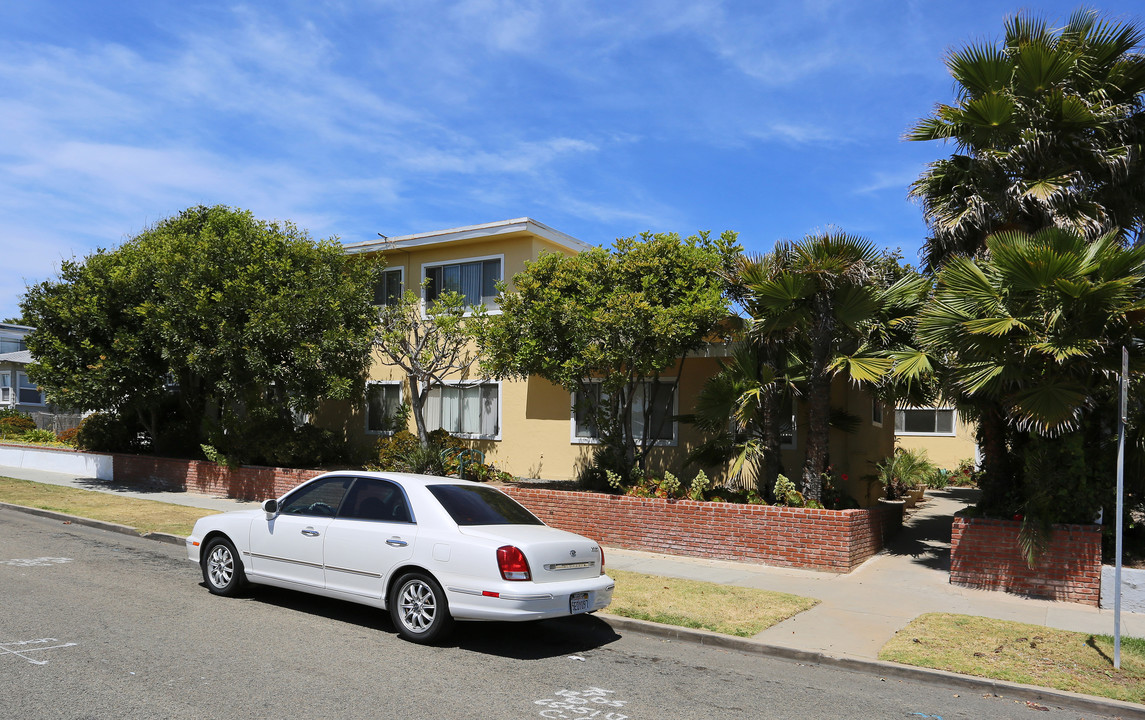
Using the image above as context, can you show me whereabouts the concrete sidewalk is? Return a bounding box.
[3,464,1142,662]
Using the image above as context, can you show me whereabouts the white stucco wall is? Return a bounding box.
[0,445,112,480]
[1101,565,1145,613]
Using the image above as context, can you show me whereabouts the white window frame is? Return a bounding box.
[570,379,679,447]
[16,371,44,406]
[373,267,405,307]
[0,371,10,404]
[365,381,404,436]
[895,406,956,437]
[424,380,502,441]
[420,253,504,316]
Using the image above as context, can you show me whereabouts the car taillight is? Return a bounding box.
[599,545,605,575]
[497,545,531,581]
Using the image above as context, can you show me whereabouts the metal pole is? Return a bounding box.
[1115,346,1127,669]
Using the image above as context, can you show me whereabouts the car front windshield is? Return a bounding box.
[426,484,544,526]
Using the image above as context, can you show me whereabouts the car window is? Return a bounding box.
[339,478,413,523]
[279,476,353,517]
[426,485,543,526]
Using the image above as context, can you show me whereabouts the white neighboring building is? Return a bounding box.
[0,323,43,412]
[0,322,81,431]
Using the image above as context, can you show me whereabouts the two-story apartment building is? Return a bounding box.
[318,218,895,504]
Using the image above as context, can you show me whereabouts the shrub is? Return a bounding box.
[689,470,711,501]
[577,444,630,492]
[203,407,351,468]
[929,469,952,490]
[397,441,448,475]
[0,409,37,438]
[57,426,80,446]
[21,428,57,443]
[74,412,138,452]
[877,448,939,500]
[369,429,469,476]
[950,458,980,487]
[372,430,421,471]
[773,474,804,507]
[472,463,516,483]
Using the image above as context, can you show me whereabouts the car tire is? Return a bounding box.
[390,572,453,644]
[202,537,246,596]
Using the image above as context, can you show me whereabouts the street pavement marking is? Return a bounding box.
[0,638,78,665]
[1,557,73,567]
[534,687,629,719]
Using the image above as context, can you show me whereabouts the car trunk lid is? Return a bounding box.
[458,525,603,583]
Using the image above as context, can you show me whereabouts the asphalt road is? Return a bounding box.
[0,509,1122,720]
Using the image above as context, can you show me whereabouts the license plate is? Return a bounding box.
[569,591,590,614]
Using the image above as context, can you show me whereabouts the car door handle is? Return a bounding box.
[386,538,407,547]
[301,529,320,537]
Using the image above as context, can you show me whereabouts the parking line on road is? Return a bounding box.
[0,638,78,665]
[1,557,73,567]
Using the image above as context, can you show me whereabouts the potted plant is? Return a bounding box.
[877,448,938,508]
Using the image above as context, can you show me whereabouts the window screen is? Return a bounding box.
[425,259,501,308]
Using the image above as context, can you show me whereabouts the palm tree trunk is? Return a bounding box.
[976,403,1013,515]
[801,373,831,502]
[761,389,783,497]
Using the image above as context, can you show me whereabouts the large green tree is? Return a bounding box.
[479,231,738,477]
[21,205,379,456]
[909,8,1145,271]
[740,232,928,502]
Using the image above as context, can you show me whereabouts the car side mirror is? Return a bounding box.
[262,498,279,516]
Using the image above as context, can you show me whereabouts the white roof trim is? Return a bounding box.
[0,349,32,364]
[342,218,592,255]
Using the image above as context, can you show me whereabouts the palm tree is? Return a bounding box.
[916,227,1145,518]
[685,341,797,494]
[909,9,1145,271]
[741,232,928,501]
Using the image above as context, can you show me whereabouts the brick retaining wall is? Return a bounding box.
[111,453,322,501]
[502,487,901,572]
[949,516,1101,606]
[1,443,900,573]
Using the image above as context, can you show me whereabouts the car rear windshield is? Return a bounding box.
[427,485,544,526]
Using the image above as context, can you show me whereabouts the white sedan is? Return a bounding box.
[186,471,615,643]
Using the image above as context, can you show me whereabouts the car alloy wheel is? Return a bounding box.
[390,572,453,643]
[202,537,245,596]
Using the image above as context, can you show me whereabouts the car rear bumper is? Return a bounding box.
[444,573,615,622]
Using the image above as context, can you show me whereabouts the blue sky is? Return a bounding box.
[2,1,1142,320]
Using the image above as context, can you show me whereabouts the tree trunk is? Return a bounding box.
[760,388,783,498]
[620,381,639,472]
[801,373,832,502]
[976,403,1013,515]
[407,375,429,443]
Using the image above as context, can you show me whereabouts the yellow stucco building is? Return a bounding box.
[893,405,979,470]
[319,218,896,504]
